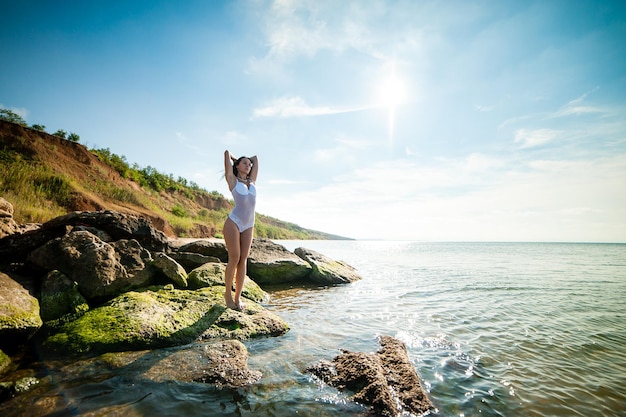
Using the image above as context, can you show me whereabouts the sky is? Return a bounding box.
[1,0,625,242]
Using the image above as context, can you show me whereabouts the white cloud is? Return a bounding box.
[514,128,560,149]
[252,96,369,118]
[259,152,626,242]
[0,104,29,120]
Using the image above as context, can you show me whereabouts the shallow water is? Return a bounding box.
[2,241,625,416]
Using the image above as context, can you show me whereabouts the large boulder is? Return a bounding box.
[0,272,42,347]
[43,286,288,356]
[246,239,312,286]
[0,210,169,264]
[42,210,170,252]
[294,247,362,284]
[187,262,269,302]
[27,231,133,301]
[307,336,434,417]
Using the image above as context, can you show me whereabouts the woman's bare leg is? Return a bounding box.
[233,227,254,309]
[223,218,241,309]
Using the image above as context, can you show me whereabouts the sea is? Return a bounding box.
[4,241,626,416]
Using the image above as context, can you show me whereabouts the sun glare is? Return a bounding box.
[380,73,406,109]
[377,62,408,146]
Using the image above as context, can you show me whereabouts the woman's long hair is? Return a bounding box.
[233,156,249,178]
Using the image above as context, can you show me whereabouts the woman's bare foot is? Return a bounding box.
[224,294,238,310]
[236,302,246,312]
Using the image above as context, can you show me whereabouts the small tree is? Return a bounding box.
[67,132,80,142]
[53,129,67,139]
[31,124,46,132]
[0,109,27,126]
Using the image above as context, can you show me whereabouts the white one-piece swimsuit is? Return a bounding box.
[228,180,256,232]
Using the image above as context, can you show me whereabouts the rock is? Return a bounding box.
[0,198,14,218]
[294,247,362,284]
[151,253,188,288]
[43,286,288,356]
[0,209,169,264]
[27,231,131,301]
[169,251,221,271]
[0,272,42,348]
[0,349,10,375]
[187,262,269,303]
[141,340,261,386]
[199,302,289,341]
[178,240,228,261]
[246,239,312,286]
[307,336,434,417]
[39,270,89,323]
[42,210,170,252]
[110,238,155,287]
[0,223,63,265]
[0,197,18,239]
[78,340,261,387]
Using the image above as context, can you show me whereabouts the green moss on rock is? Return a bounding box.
[0,349,10,374]
[43,286,287,357]
[187,263,269,302]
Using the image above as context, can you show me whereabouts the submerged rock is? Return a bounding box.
[307,335,434,417]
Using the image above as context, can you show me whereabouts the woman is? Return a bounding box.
[223,150,258,311]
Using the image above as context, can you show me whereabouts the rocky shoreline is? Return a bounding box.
[0,197,434,416]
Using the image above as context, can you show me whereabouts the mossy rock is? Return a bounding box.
[40,270,90,323]
[43,286,287,357]
[0,349,10,375]
[187,263,269,303]
[0,272,43,344]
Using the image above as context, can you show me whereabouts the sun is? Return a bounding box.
[379,73,406,109]
[376,63,408,145]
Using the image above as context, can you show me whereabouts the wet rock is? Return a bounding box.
[151,253,188,288]
[0,272,42,347]
[307,336,434,417]
[102,340,261,387]
[247,239,312,286]
[199,302,289,341]
[43,286,288,357]
[187,262,269,302]
[294,247,362,284]
[39,270,89,323]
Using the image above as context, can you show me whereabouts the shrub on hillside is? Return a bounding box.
[0,109,27,126]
